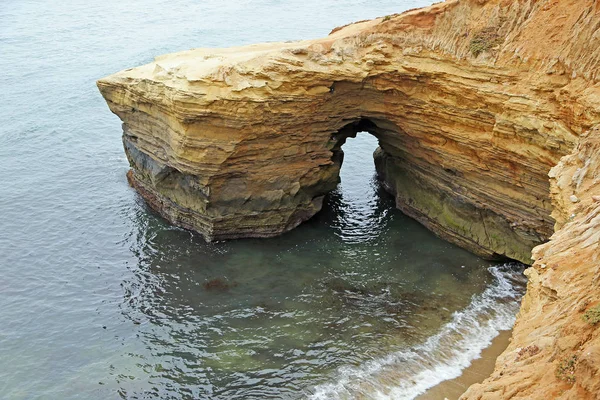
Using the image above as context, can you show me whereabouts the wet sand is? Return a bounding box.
[416,330,512,400]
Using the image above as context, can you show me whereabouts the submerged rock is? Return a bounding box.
[203,277,237,292]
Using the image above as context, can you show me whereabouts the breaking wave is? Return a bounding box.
[308,263,527,400]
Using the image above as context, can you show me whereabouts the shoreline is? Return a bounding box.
[416,330,512,400]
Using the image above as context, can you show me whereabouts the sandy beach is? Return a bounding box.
[416,330,512,400]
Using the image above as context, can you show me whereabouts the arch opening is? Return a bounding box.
[313,117,524,263]
[323,130,390,243]
[326,117,388,191]
[313,118,405,242]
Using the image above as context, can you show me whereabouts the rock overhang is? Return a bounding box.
[98,0,600,398]
[98,0,600,263]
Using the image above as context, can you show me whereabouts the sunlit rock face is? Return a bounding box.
[98,0,600,266]
[462,125,600,400]
[99,0,600,397]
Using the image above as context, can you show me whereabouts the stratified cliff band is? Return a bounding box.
[98,0,600,398]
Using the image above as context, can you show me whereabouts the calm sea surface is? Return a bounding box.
[0,1,525,399]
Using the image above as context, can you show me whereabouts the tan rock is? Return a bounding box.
[97,0,600,264]
[97,1,600,398]
[463,126,600,400]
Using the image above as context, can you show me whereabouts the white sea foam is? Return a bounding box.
[308,263,527,400]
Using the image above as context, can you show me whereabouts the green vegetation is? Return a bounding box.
[555,355,578,384]
[469,27,502,57]
[382,15,392,22]
[583,304,600,325]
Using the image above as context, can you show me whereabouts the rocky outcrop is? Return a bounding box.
[462,125,600,400]
[98,0,599,264]
[98,1,600,396]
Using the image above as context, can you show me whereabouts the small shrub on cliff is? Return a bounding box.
[469,27,502,57]
[583,304,600,325]
[382,15,392,22]
[555,355,578,384]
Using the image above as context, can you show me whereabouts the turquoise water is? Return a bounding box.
[0,1,525,399]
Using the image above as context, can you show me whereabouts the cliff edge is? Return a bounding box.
[98,0,600,397]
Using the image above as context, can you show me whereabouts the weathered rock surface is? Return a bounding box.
[99,0,599,264]
[462,125,600,400]
[99,1,600,397]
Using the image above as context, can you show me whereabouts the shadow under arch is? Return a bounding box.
[114,131,505,399]
[318,115,527,264]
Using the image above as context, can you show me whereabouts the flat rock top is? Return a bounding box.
[102,17,385,92]
[100,0,600,106]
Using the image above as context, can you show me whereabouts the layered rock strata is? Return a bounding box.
[98,0,599,264]
[99,2,600,395]
[462,125,600,400]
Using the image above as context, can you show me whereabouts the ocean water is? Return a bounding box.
[0,1,526,399]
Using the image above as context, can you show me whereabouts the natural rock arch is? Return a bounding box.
[107,59,555,265]
[114,80,552,267]
[99,0,599,267]
[98,1,600,398]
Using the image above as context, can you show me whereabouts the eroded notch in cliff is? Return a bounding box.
[322,117,538,264]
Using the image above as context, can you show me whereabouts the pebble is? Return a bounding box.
[570,195,579,203]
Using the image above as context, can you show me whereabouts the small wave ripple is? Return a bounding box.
[308,263,527,400]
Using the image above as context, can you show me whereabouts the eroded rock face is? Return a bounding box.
[462,125,600,400]
[98,1,599,264]
[99,2,595,263]
[98,0,600,397]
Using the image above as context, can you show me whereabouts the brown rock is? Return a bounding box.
[96,1,600,264]
[97,2,600,397]
[463,126,600,400]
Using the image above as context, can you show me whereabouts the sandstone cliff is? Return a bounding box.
[98,0,599,263]
[98,0,600,398]
[462,125,600,399]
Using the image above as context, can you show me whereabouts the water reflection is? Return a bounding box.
[117,134,495,398]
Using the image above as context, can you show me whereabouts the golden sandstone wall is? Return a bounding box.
[99,0,600,397]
